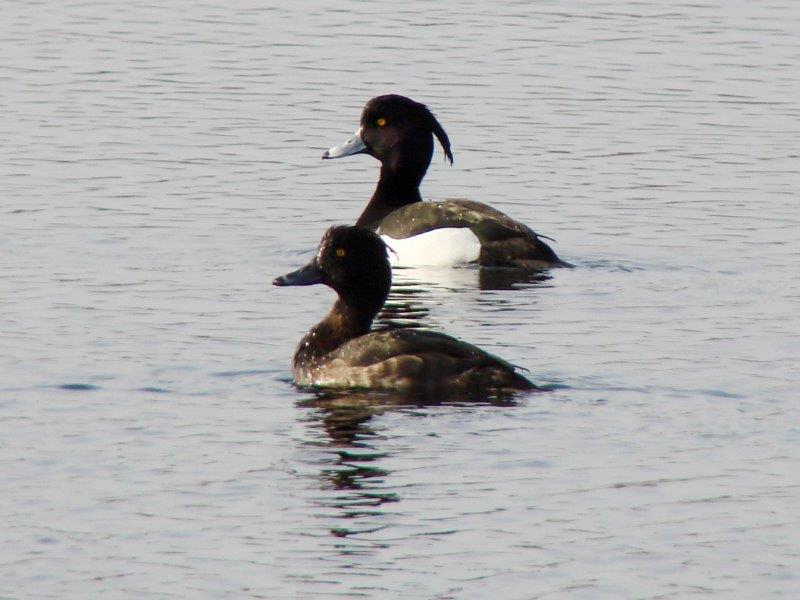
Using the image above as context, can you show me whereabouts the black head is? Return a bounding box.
[360,95,453,166]
[323,95,453,176]
[273,226,392,312]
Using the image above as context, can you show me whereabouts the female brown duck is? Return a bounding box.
[274,226,535,393]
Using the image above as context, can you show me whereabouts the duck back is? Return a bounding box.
[293,329,534,393]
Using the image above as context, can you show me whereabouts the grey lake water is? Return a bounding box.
[2,1,799,598]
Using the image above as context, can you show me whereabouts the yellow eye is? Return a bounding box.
[335,248,346,257]
[376,117,386,127]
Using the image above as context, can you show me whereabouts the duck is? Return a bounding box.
[323,94,571,269]
[273,225,535,393]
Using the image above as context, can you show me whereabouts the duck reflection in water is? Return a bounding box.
[397,264,552,293]
[296,388,521,536]
[376,266,552,333]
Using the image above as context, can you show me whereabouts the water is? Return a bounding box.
[2,1,799,597]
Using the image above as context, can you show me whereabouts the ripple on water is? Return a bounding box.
[2,0,799,598]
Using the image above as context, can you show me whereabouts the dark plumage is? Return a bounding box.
[323,94,570,269]
[273,226,535,393]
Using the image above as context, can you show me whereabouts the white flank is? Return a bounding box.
[381,227,481,267]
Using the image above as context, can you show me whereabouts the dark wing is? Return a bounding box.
[332,329,494,365]
[376,198,532,240]
[377,199,568,268]
[320,329,534,392]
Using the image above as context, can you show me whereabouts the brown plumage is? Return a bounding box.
[274,226,535,394]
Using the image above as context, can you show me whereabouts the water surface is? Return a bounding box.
[2,1,799,598]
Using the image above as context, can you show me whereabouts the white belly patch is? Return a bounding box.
[381,227,481,267]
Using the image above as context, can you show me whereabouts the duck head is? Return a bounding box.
[323,94,453,184]
[273,226,392,316]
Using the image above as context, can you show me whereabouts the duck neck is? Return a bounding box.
[293,297,378,367]
[355,164,425,229]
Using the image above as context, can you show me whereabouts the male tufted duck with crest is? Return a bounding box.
[273,226,535,393]
[323,94,570,269]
